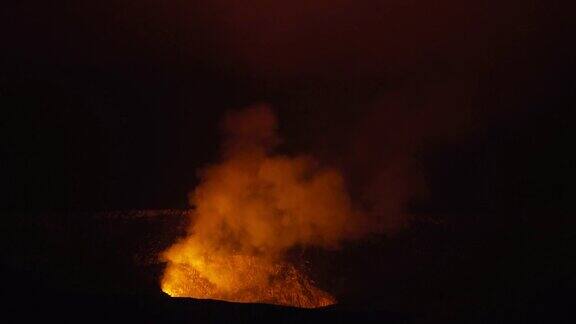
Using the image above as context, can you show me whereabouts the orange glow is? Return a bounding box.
[160,105,361,307]
[161,252,335,307]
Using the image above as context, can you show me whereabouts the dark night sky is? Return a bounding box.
[0,1,573,216]
[0,1,574,321]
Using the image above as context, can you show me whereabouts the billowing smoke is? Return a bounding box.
[160,105,365,307]
[192,104,362,253]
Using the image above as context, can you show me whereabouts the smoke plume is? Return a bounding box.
[160,104,364,306]
[194,104,361,253]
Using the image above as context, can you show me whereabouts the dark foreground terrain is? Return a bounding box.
[2,210,409,323]
[1,210,570,323]
[6,292,412,323]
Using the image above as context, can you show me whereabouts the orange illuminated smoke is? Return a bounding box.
[160,105,361,308]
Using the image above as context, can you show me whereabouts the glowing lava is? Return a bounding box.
[160,105,361,308]
[161,252,335,308]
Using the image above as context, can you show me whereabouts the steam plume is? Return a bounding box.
[160,104,363,307]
